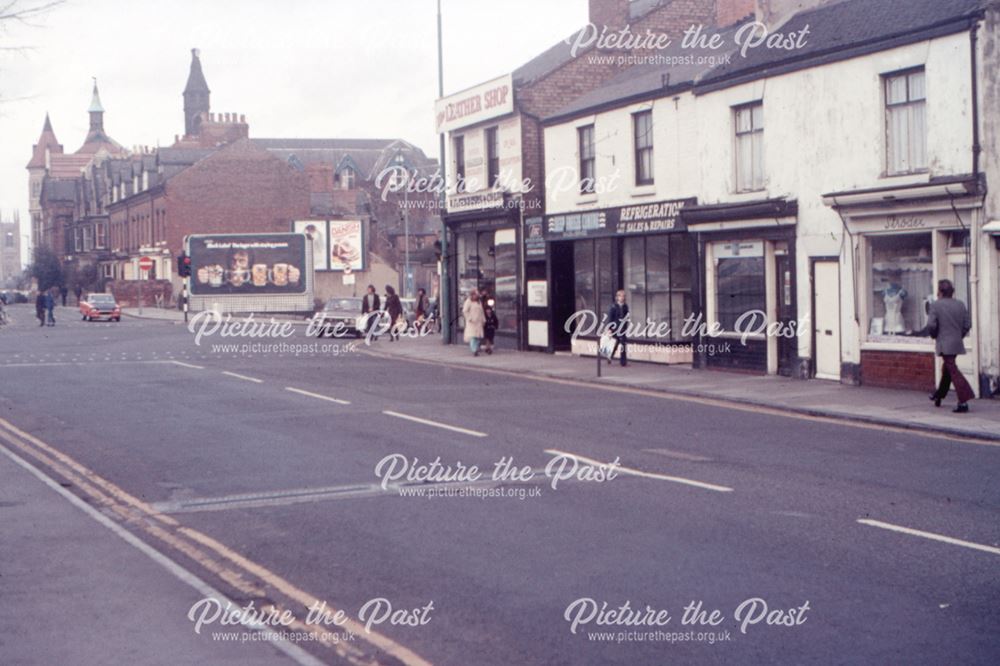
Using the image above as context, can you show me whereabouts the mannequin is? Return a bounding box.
[883,283,908,334]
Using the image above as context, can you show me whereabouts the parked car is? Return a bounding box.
[315,297,367,338]
[80,293,121,322]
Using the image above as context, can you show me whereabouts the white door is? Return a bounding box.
[813,261,841,380]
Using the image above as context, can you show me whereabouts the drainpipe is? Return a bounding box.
[968,17,985,396]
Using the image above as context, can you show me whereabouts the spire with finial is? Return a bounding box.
[183,48,211,136]
[88,77,104,132]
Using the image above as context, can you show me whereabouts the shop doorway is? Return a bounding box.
[775,252,796,375]
[549,241,575,351]
[812,259,841,380]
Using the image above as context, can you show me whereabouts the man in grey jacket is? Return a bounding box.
[927,280,973,413]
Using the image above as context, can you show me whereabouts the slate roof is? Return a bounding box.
[253,138,436,181]
[696,0,987,91]
[546,22,745,121]
[546,0,989,121]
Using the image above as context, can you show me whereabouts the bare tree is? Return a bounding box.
[0,1,64,51]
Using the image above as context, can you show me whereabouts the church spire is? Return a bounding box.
[27,112,63,169]
[183,48,211,136]
[88,77,104,131]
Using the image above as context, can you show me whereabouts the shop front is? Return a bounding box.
[824,177,985,394]
[683,198,800,377]
[444,192,522,349]
[543,198,697,364]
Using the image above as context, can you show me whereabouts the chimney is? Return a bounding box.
[589,0,629,29]
[716,0,756,26]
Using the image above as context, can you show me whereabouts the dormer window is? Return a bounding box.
[341,168,356,190]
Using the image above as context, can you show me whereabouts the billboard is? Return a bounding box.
[294,220,329,271]
[189,234,307,296]
[328,220,364,272]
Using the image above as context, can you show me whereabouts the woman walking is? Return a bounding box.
[384,285,403,342]
[463,289,486,356]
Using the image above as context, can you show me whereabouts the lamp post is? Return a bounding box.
[437,0,451,343]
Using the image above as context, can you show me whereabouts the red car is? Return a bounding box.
[80,293,122,322]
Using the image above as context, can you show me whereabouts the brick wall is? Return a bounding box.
[860,350,936,391]
[163,138,311,256]
[716,0,755,26]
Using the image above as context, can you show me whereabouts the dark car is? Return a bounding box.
[315,297,369,338]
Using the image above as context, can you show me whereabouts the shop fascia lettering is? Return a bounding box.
[545,198,694,240]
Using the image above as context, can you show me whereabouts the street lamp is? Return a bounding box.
[394,154,412,298]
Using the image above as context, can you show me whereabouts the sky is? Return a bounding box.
[0,0,588,267]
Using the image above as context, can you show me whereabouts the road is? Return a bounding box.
[1,303,998,665]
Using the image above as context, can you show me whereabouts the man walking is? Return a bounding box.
[607,289,630,367]
[35,291,46,327]
[361,284,381,340]
[927,279,973,413]
[44,289,56,327]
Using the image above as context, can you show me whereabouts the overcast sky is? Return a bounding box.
[0,0,587,265]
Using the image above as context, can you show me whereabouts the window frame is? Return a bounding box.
[633,110,654,187]
[733,102,764,193]
[485,126,500,189]
[453,135,466,193]
[578,124,596,195]
[883,67,928,176]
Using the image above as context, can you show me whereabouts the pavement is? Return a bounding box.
[122,306,1000,442]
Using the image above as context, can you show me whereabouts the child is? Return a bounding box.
[482,305,499,355]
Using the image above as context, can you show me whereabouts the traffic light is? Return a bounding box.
[177,253,191,278]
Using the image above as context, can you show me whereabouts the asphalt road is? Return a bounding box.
[1,303,998,665]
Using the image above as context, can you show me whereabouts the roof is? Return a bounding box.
[26,114,63,169]
[184,48,210,94]
[695,0,987,92]
[253,138,436,181]
[88,80,104,113]
[545,23,744,122]
[76,130,125,156]
[47,154,93,178]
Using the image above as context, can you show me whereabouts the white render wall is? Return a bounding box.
[443,115,524,198]
[544,30,978,367]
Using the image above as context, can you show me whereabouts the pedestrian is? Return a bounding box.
[35,291,46,327]
[927,279,974,413]
[74,284,83,305]
[384,285,403,342]
[361,284,381,340]
[44,289,56,327]
[606,289,630,367]
[414,288,429,328]
[462,289,485,356]
[59,284,68,307]
[482,303,498,355]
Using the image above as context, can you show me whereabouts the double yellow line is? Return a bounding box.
[0,416,432,666]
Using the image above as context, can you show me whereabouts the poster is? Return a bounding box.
[294,220,329,271]
[189,234,307,295]
[328,220,364,272]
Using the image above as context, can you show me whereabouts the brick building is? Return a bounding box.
[29,49,440,306]
[436,0,725,349]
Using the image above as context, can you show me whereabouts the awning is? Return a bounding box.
[983,220,1000,234]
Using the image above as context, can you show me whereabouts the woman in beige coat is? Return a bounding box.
[462,289,486,356]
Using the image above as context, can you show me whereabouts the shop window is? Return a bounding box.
[867,233,932,338]
[486,126,500,189]
[884,68,926,175]
[633,111,654,186]
[734,102,764,192]
[669,235,694,335]
[574,241,595,314]
[715,242,765,331]
[578,125,595,194]
[596,238,613,317]
[453,136,466,193]
[623,237,647,323]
